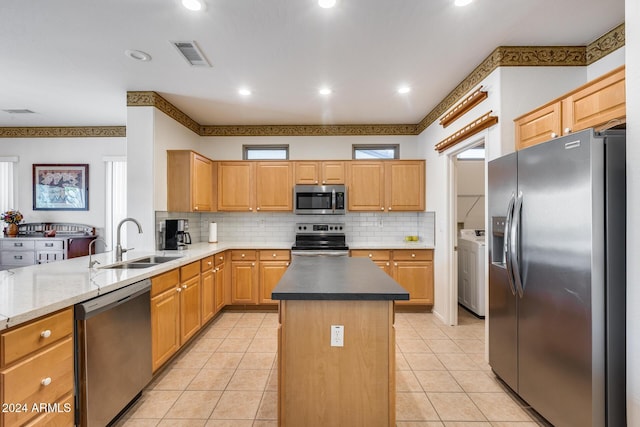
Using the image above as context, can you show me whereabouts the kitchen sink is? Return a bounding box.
[101,256,183,269]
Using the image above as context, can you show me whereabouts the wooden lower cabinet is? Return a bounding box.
[0,308,75,427]
[201,256,215,324]
[231,250,290,305]
[350,249,434,305]
[259,250,291,304]
[279,299,395,426]
[180,274,202,343]
[151,270,181,372]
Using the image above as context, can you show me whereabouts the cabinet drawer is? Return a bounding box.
[1,308,73,367]
[231,250,257,261]
[1,240,35,250]
[201,256,214,272]
[214,251,227,267]
[350,250,390,261]
[35,240,64,251]
[22,392,74,427]
[151,268,180,297]
[259,250,290,261]
[1,250,35,265]
[1,337,74,427]
[393,249,433,261]
[181,261,200,281]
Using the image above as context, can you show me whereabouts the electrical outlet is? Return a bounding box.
[331,325,344,347]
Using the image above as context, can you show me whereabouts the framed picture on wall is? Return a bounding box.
[33,164,89,210]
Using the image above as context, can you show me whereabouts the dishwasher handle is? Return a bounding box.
[75,278,151,320]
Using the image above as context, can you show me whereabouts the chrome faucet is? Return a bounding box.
[88,237,107,269]
[116,218,143,261]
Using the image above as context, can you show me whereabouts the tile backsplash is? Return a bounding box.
[155,211,435,249]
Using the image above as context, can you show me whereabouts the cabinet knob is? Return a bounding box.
[394,262,398,266]
[564,127,572,134]
[182,284,187,289]
[380,207,384,211]
[41,377,52,387]
[257,207,261,211]
[386,262,390,266]
[551,132,558,138]
[315,180,318,184]
[249,207,253,211]
[388,207,392,211]
[411,253,416,258]
[195,206,199,211]
[176,287,182,293]
[241,253,245,258]
[286,262,290,266]
[368,253,372,258]
[251,262,255,267]
[40,330,52,339]
[273,253,277,257]
[322,180,326,184]
[208,261,212,266]
[219,256,224,260]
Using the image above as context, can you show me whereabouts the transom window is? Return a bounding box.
[243,145,289,160]
[352,144,399,160]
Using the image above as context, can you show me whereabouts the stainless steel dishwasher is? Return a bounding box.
[75,279,152,426]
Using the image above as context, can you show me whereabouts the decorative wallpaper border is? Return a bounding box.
[0,126,125,138]
[0,24,624,138]
[199,123,418,137]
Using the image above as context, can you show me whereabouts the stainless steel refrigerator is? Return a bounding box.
[488,128,626,427]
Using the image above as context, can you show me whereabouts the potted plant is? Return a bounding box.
[2,209,23,237]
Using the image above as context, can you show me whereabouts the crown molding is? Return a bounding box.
[199,123,418,137]
[0,126,125,138]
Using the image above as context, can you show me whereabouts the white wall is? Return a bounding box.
[625,0,639,423]
[417,63,618,325]
[197,135,419,160]
[0,137,125,229]
[456,160,485,230]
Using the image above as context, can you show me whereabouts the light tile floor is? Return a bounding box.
[115,308,546,426]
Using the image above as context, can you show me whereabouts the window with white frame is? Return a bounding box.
[0,157,17,215]
[105,158,127,250]
[243,145,289,160]
[352,144,399,159]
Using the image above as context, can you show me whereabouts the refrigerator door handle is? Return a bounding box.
[504,192,517,296]
[510,191,524,297]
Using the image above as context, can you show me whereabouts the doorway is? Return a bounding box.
[447,135,487,327]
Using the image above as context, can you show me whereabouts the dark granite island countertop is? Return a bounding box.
[271,256,409,301]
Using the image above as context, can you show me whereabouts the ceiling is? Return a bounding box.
[0,0,624,128]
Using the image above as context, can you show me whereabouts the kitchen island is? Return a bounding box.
[272,256,409,427]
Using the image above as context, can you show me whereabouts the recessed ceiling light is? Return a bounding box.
[182,0,205,11]
[319,87,332,95]
[124,49,152,62]
[238,88,252,96]
[398,86,411,94]
[454,0,473,6]
[318,0,337,8]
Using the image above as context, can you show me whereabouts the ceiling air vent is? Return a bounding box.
[171,41,211,67]
[3,109,35,114]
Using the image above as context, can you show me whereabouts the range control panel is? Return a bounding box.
[296,223,345,234]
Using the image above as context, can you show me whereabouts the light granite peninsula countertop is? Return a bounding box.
[0,241,291,330]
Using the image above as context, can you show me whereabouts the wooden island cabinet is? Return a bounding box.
[273,257,408,427]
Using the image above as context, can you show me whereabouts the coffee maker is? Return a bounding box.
[164,219,192,250]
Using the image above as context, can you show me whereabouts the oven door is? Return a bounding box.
[294,185,346,215]
[291,250,349,257]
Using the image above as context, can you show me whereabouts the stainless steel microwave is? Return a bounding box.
[294,184,346,215]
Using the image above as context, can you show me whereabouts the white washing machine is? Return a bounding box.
[457,229,485,317]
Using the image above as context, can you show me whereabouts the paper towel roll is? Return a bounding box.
[208,222,218,243]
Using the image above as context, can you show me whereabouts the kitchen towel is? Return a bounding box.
[208,222,218,243]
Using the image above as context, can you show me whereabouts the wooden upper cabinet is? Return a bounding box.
[348,160,425,212]
[294,161,345,184]
[386,160,425,211]
[514,66,625,150]
[218,161,293,212]
[218,161,255,212]
[256,162,293,211]
[167,150,216,212]
[561,66,625,134]
[514,102,562,151]
[348,161,385,211]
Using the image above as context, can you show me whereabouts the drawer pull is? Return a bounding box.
[14,242,23,247]
[14,255,23,260]
[208,261,212,266]
[219,256,223,260]
[241,253,245,258]
[41,377,52,387]
[273,253,277,257]
[45,243,54,247]
[40,330,52,339]
[411,253,416,258]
